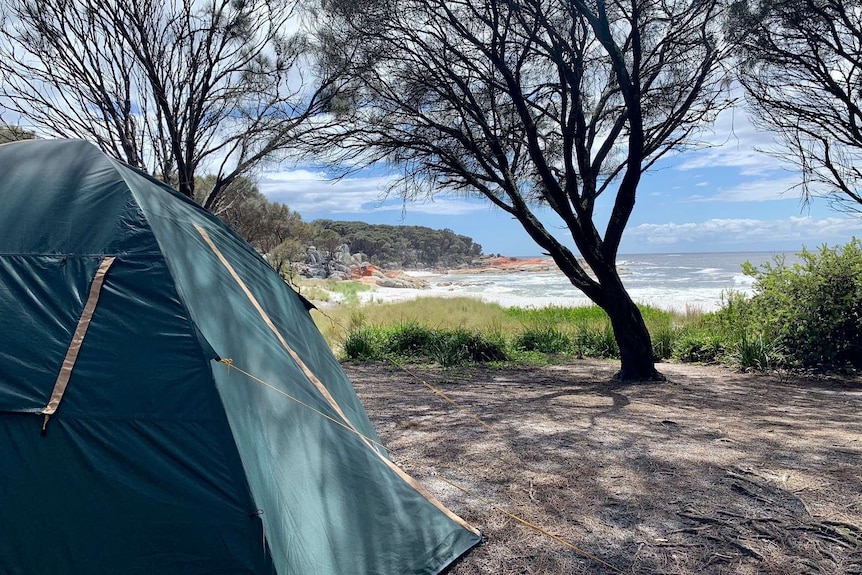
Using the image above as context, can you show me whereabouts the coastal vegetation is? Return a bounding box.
[315,298,695,367]
[314,241,862,373]
[4,0,862,380]
[314,220,482,268]
[731,0,862,211]
[311,0,730,380]
[0,0,334,208]
[192,178,485,270]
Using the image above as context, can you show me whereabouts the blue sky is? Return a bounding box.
[258,107,862,256]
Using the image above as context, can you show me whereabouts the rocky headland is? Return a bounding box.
[297,246,557,290]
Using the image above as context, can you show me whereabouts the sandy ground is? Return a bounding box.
[345,360,862,574]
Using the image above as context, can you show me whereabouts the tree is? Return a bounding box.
[269,238,307,285]
[315,228,342,275]
[195,175,313,253]
[311,0,729,379]
[730,0,862,211]
[0,123,35,143]
[0,0,334,207]
[313,219,482,266]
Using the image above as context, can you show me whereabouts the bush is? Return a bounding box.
[738,240,862,369]
[342,327,386,361]
[514,325,573,354]
[574,323,619,358]
[430,328,508,366]
[728,333,783,372]
[386,322,436,355]
[650,323,680,360]
[672,332,726,363]
[341,324,508,366]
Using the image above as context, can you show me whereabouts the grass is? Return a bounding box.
[311,293,808,371]
[315,297,693,341]
[312,297,723,367]
[296,278,373,305]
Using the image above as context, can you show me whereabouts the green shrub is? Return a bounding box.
[574,323,619,358]
[342,324,508,366]
[672,332,726,363]
[650,323,680,360]
[514,325,573,354]
[342,327,386,360]
[728,333,783,372]
[430,328,508,366]
[385,322,436,355]
[739,240,862,369]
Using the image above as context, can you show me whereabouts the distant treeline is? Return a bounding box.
[194,177,482,269]
[314,220,482,268]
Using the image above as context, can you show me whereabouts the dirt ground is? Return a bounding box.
[344,360,862,574]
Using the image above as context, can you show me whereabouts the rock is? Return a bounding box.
[375,275,429,289]
[306,248,324,265]
[329,271,351,281]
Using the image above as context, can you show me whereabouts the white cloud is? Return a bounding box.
[627,216,862,247]
[259,169,391,212]
[676,107,780,175]
[398,197,488,216]
[258,168,486,216]
[691,175,803,203]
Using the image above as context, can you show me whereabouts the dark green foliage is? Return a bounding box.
[342,327,386,360]
[668,240,862,371]
[338,304,681,365]
[672,332,726,363]
[385,322,437,355]
[733,240,862,369]
[728,333,783,372]
[429,328,508,367]
[513,326,572,354]
[341,323,507,366]
[313,219,482,267]
[650,324,680,360]
[574,324,620,359]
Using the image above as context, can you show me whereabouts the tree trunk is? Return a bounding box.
[593,268,664,381]
[607,300,663,380]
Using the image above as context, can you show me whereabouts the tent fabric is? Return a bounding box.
[0,139,480,574]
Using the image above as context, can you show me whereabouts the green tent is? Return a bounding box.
[0,139,479,574]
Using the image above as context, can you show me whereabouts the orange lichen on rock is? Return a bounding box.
[353,264,381,278]
[457,256,555,274]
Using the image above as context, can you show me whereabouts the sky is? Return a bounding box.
[258,107,862,256]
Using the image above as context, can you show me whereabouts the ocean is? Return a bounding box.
[370,251,801,312]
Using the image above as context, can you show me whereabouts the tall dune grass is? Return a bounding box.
[312,297,706,365]
[309,241,862,372]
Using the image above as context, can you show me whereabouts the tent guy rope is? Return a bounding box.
[218,358,624,574]
[217,359,389,453]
